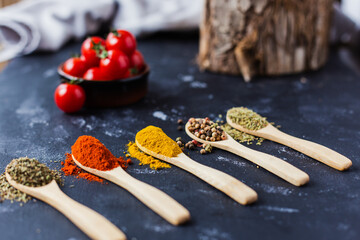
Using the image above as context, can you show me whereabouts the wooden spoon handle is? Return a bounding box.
[264,127,352,171]
[224,141,309,186]
[112,174,190,225]
[173,154,257,205]
[44,187,126,240]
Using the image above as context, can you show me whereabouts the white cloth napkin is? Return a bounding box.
[0,0,203,62]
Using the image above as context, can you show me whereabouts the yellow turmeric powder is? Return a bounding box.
[127,142,171,170]
[135,126,182,157]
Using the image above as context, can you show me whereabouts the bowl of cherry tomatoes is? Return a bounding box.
[56,30,148,110]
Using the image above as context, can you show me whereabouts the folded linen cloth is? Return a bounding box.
[0,0,116,61]
[0,0,203,62]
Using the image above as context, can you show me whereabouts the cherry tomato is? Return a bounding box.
[54,83,86,113]
[106,30,136,56]
[129,50,145,72]
[122,69,131,79]
[83,67,111,81]
[63,57,87,78]
[100,50,130,79]
[81,37,106,68]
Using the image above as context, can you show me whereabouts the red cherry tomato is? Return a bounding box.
[106,30,136,56]
[63,57,88,78]
[81,37,106,68]
[100,50,130,79]
[130,50,145,72]
[54,83,86,113]
[122,69,131,79]
[83,67,110,81]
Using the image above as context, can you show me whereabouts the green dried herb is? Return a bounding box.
[222,123,264,145]
[6,157,63,188]
[227,107,268,131]
[0,173,32,203]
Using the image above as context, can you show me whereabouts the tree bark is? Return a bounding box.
[198,0,333,82]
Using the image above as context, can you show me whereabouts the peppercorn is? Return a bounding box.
[177,126,183,131]
[176,137,182,142]
[200,149,206,154]
[188,143,195,150]
[177,119,183,125]
[177,141,183,147]
[204,144,213,153]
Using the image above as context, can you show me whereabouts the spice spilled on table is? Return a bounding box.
[127,141,171,170]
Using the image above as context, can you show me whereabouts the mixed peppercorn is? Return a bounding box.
[187,117,226,141]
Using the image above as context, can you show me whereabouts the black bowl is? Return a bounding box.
[58,65,149,108]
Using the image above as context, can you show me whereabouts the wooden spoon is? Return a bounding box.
[5,170,126,240]
[72,155,190,226]
[226,115,352,171]
[185,120,309,186]
[135,139,258,205]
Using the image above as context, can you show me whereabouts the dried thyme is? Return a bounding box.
[227,107,268,130]
[0,173,31,203]
[221,123,264,145]
[6,157,63,188]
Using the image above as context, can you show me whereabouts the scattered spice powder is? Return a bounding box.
[127,142,171,170]
[61,135,131,183]
[227,107,268,131]
[136,126,182,157]
[61,153,104,183]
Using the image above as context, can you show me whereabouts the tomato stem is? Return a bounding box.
[91,40,107,59]
[110,29,120,37]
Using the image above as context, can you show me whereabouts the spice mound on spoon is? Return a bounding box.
[5,157,126,240]
[71,135,190,226]
[226,107,352,171]
[185,118,309,186]
[135,126,258,205]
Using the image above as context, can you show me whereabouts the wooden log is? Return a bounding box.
[198,0,333,81]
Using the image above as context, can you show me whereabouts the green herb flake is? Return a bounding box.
[227,107,269,131]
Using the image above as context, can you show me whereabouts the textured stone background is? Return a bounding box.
[0,32,359,240]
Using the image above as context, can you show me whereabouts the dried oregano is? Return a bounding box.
[227,107,268,131]
[222,123,264,145]
[1,157,63,203]
[0,173,31,203]
[6,157,63,187]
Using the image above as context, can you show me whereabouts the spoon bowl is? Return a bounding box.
[72,155,190,226]
[135,139,258,205]
[226,114,352,171]
[185,119,309,186]
[5,165,126,240]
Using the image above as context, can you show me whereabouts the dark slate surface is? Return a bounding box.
[0,33,359,240]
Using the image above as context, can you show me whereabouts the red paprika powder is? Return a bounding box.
[62,153,104,183]
[61,135,131,183]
